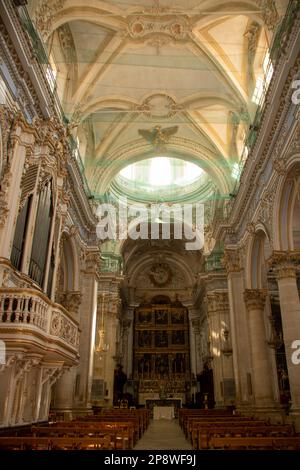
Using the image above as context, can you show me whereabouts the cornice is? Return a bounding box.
[222,11,300,239]
[0,2,55,119]
[67,157,97,231]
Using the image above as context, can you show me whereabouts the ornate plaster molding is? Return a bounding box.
[221,248,243,273]
[268,250,300,280]
[244,288,267,310]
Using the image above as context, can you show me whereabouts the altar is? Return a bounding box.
[153,405,174,420]
[146,398,182,418]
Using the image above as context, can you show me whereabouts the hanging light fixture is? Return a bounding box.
[95,292,109,353]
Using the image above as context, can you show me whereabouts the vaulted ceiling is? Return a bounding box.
[27,0,289,199]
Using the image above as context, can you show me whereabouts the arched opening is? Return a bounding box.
[56,233,81,316]
[276,166,300,251]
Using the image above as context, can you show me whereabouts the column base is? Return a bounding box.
[287,408,300,432]
[237,403,284,423]
[50,406,93,421]
[250,404,285,424]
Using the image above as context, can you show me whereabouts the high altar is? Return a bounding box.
[133,298,191,407]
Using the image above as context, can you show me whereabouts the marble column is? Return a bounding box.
[52,367,76,418]
[271,252,300,426]
[244,289,276,411]
[103,299,119,406]
[76,252,99,410]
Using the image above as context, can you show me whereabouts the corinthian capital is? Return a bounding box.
[222,249,242,273]
[268,251,300,280]
[244,289,267,310]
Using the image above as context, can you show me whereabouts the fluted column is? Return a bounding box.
[244,289,275,409]
[223,249,252,409]
[270,252,300,418]
[76,251,99,410]
[206,292,235,408]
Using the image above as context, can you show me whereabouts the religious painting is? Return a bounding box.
[138,310,152,324]
[138,330,152,347]
[155,354,169,375]
[171,330,185,345]
[172,353,185,374]
[155,310,168,324]
[155,330,168,347]
[138,354,152,377]
[171,310,184,324]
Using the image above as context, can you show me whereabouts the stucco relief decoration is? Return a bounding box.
[50,312,62,336]
[61,317,77,346]
[148,263,172,287]
[127,14,191,45]
[136,94,183,119]
[256,0,279,31]
[34,0,66,41]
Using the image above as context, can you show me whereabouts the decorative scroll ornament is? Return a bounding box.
[256,0,279,31]
[135,94,183,119]
[34,0,66,41]
[127,14,191,45]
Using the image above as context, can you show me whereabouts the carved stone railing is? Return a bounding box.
[0,290,48,330]
[0,288,79,357]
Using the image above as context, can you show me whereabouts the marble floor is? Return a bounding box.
[134,419,193,450]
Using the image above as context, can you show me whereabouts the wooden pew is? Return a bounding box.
[32,423,134,449]
[0,435,112,450]
[195,424,295,449]
[185,417,256,438]
[76,416,140,441]
[208,436,300,450]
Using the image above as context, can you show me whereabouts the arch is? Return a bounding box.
[59,232,80,292]
[246,225,272,289]
[273,157,300,251]
[127,252,195,289]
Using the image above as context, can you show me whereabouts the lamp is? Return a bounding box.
[95,292,109,353]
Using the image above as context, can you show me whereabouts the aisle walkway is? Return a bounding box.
[134,419,193,450]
